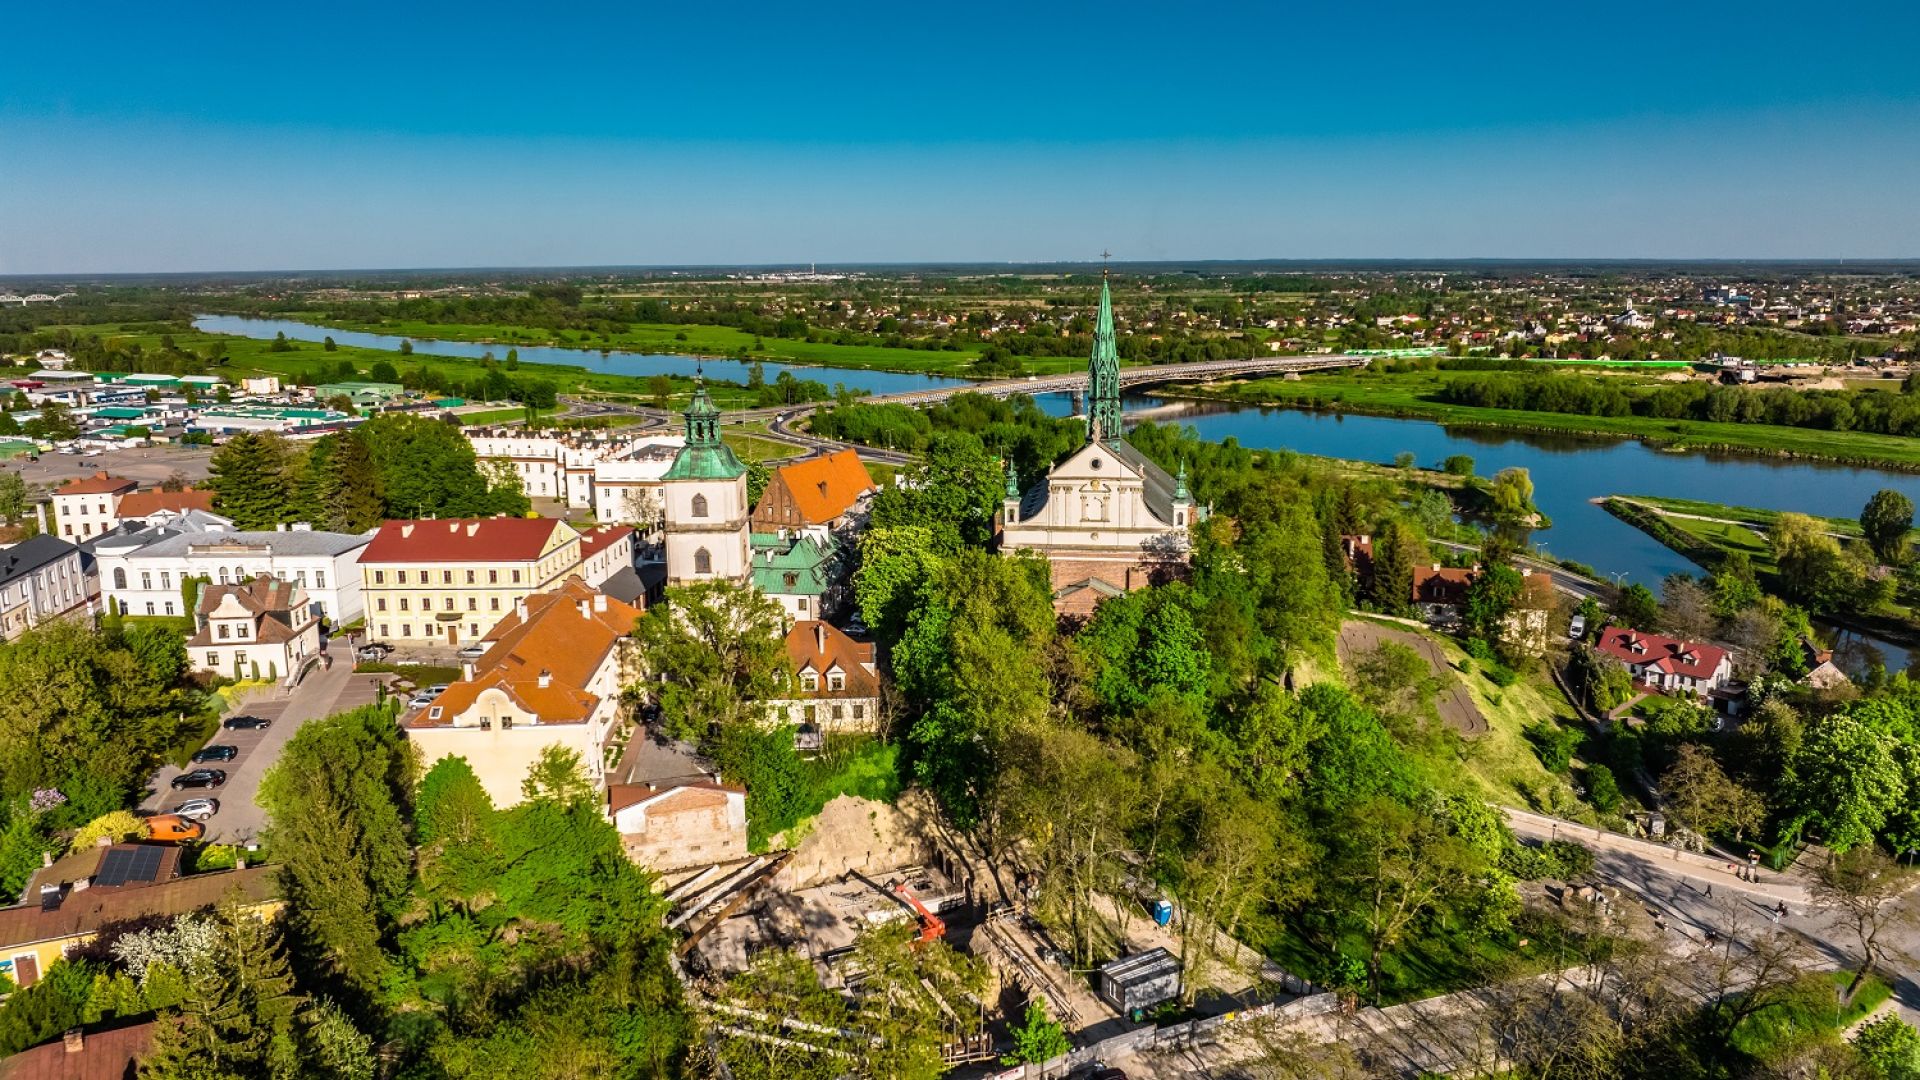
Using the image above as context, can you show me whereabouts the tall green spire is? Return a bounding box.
[662,367,747,481]
[684,367,721,447]
[1088,273,1123,442]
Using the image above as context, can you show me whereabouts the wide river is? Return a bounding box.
[199,315,1920,671]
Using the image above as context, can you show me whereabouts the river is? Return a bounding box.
[198,315,1919,672]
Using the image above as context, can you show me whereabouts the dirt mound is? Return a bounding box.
[775,789,939,889]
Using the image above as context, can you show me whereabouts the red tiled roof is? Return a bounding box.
[783,621,878,700]
[0,865,277,951]
[1413,564,1475,606]
[771,450,876,525]
[405,579,640,728]
[0,1020,154,1080]
[1596,627,1729,681]
[114,487,215,518]
[55,472,135,497]
[578,524,635,559]
[608,779,744,814]
[361,518,573,564]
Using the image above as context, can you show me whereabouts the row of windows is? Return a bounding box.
[110,566,327,591]
[798,671,845,692]
[376,595,502,614]
[371,567,523,586]
[214,621,250,640]
[206,650,247,668]
[378,622,482,639]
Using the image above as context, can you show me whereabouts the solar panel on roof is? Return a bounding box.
[130,845,164,882]
[95,848,133,887]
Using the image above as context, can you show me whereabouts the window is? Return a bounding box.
[501,716,514,729]
[206,651,219,667]
[828,672,844,691]
[217,567,229,584]
[161,571,171,588]
[78,504,87,516]
[465,570,475,585]
[467,597,477,611]
[800,673,818,692]
[235,651,247,667]
[62,525,70,537]
[164,601,175,616]
[489,570,498,584]
[490,598,500,611]
[145,602,155,616]
[469,624,479,637]
[235,624,248,639]
[376,599,387,612]
[374,571,385,584]
[832,704,844,721]
[379,624,389,637]
[218,624,230,640]
[399,598,409,611]
[853,703,864,720]
[296,571,307,586]
[113,568,127,589]
[691,493,709,518]
[694,548,712,575]
[442,570,453,584]
[511,570,521,584]
[401,625,412,637]
[428,707,443,720]
[315,571,325,588]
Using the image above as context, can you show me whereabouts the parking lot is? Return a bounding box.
[5,444,214,491]
[141,662,389,846]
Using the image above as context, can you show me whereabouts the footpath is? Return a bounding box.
[1503,807,1812,906]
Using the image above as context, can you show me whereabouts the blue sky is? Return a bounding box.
[4,1,1918,272]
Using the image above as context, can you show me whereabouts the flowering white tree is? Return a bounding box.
[111,913,218,984]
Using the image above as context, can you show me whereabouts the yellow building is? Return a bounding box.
[359,518,584,647]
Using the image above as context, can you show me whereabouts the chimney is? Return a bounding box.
[515,597,527,620]
[592,593,607,613]
[400,523,415,538]
[64,1028,83,1054]
[577,599,590,619]
[814,622,826,654]
[41,850,52,868]
[537,669,552,688]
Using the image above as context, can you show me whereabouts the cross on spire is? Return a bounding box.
[1100,250,1112,279]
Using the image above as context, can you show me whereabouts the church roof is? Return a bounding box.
[662,444,747,481]
[1017,438,1183,527]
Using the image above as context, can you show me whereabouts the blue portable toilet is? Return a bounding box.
[1150,899,1174,927]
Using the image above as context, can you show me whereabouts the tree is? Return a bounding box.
[1003,1000,1070,1066]
[1660,744,1765,840]
[1615,582,1661,631]
[1811,845,1914,1005]
[24,401,79,441]
[852,526,944,645]
[323,336,337,352]
[313,431,384,533]
[257,704,414,1002]
[1443,454,1476,477]
[1352,641,1439,721]
[367,360,398,383]
[1659,574,1716,643]
[633,581,787,740]
[0,472,28,526]
[647,375,671,409]
[1487,466,1535,522]
[207,432,294,529]
[1784,711,1907,851]
[140,903,306,1080]
[1773,512,1861,613]
[1861,489,1914,566]
[1363,519,1420,615]
[1586,763,1623,813]
[357,413,527,519]
[1853,1015,1920,1080]
[398,340,413,356]
[867,432,1004,554]
[1329,797,1481,1001]
[521,744,596,809]
[1464,562,1525,643]
[68,809,144,852]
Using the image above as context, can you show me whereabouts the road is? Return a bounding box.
[1431,538,1608,602]
[141,662,388,847]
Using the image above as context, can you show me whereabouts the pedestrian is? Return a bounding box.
[1705,883,1712,897]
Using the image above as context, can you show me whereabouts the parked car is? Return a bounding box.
[170,768,227,790]
[172,798,220,820]
[1087,1065,1129,1080]
[356,643,394,661]
[1568,613,1587,639]
[145,814,204,843]
[191,744,238,763]
[456,644,487,659]
[422,684,450,696]
[223,715,270,730]
[407,694,437,710]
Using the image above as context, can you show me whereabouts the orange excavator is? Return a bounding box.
[888,878,946,944]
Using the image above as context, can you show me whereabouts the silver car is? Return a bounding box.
[173,798,220,820]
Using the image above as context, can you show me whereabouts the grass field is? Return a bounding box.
[277,314,1097,378]
[1172,368,1920,470]
[1618,493,1920,547]
[721,422,801,464]
[1728,971,1890,1061]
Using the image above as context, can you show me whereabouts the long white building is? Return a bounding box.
[466,428,684,513]
[92,520,375,623]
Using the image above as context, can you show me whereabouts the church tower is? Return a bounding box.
[661,375,750,586]
[1088,273,1124,442]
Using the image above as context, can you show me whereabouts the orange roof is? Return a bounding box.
[0,1020,155,1080]
[783,620,878,699]
[361,518,573,564]
[771,450,876,526]
[115,487,216,518]
[608,779,744,813]
[406,579,641,728]
[578,524,636,559]
[55,472,135,497]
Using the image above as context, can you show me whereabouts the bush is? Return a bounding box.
[1585,763,1622,814]
[1525,720,1582,773]
[69,810,145,853]
[1500,838,1596,881]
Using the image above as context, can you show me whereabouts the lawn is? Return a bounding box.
[1729,971,1891,1061]
[1171,368,1920,471]
[1622,493,1918,548]
[722,421,802,464]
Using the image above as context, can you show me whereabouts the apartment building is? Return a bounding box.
[0,535,96,638]
[466,429,682,510]
[95,521,372,622]
[51,472,136,542]
[359,518,584,647]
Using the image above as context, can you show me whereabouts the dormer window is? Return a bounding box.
[428,706,443,720]
[217,624,230,640]
[827,672,844,691]
[801,672,818,692]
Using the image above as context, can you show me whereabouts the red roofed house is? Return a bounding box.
[766,620,881,742]
[404,578,639,806]
[750,449,878,534]
[0,1021,156,1080]
[359,518,584,647]
[50,473,135,543]
[188,576,322,684]
[609,780,748,872]
[1412,564,1476,626]
[1595,627,1733,698]
[111,486,219,527]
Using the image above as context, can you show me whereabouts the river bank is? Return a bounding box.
[1159,373,1920,472]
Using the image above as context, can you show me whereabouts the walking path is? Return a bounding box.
[1503,807,1811,904]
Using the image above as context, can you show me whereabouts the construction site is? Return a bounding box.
[658,792,1312,1072]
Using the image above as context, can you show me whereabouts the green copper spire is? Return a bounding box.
[1005,457,1020,498]
[1175,460,1190,501]
[1088,273,1123,442]
[684,367,722,447]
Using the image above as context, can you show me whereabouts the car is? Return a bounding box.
[356,642,394,661]
[456,644,487,659]
[145,814,204,843]
[1087,1065,1129,1080]
[190,744,238,763]
[422,684,450,696]
[172,798,220,820]
[223,715,270,730]
[407,694,437,710]
[1568,614,1587,639]
[170,768,227,790]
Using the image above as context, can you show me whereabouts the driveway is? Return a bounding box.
[142,663,388,847]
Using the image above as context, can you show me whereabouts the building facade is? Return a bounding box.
[404,580,641,806]
[660,380,750,587]
[765,620,882,738]
[998,277,1194,615]
[1596,627,1735,698]
[96,523,371,622]
[0,535,96,638]
[749,449,877,534]
[359,518,584,647]
[188,576,323,683]
[52,472,136,542]
[609,781,748,872]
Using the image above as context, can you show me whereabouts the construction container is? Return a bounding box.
[1096,947,1182,1014]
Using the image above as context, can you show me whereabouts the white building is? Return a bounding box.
[0,535,97,638]
[466,429,682,510]
[660,383,750,586]
[93,521,374,623]
[51,473,136,543]
[188,577,323,685]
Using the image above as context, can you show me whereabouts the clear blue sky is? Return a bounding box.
[4,0,1918,272]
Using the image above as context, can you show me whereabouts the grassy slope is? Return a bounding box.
[275,314,1097,378]
[1177,369,1920,470]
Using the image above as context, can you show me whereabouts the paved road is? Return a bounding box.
[1430,538,1607,602]
[141,663,387,847]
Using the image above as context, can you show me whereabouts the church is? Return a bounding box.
[998,276,1196,616]
[660,376,751,587]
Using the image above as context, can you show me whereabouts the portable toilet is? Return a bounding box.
[1150,899,1174,927]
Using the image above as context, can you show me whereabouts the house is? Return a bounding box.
[0,853,277,992]
[188,576,323,684]
[591,441,689,527]
[112,486,217,527]
[999,278,1195,615]
[0,535,96,638]
[1412,564,1476,626]
[1595,627,1733,698]
[766,620,882,742]
[95,522,371,623]
[359,518,585,647]
[749,530,838,623]
[576,525,638,589]
[608,780,748,872]
[403,579,641,806]
[749,449,877,534]
[1799,640,1852,691]
[0,1020,156,1079]
[51,473,136,542]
